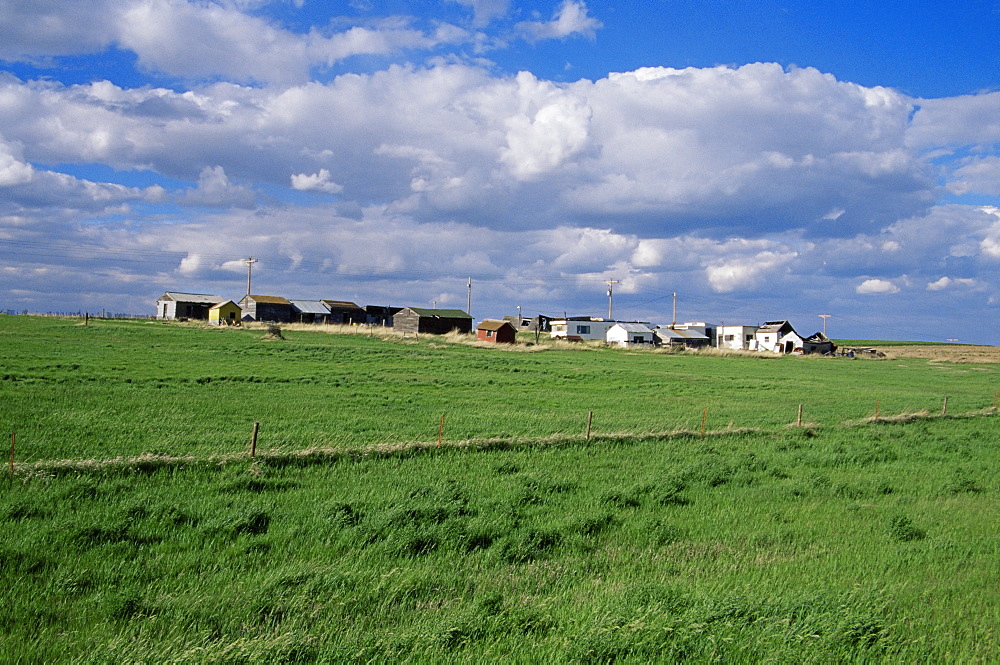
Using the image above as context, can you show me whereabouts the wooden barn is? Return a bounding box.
[320,300,367,325]
[208,300,242,326]
[239,295,294,323]
[477,319,517,344]
[365,305,402,327]
[394,307,473,335]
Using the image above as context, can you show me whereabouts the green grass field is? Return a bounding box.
[2,315,998,462]
[1,315,998,661]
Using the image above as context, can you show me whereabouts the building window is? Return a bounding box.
[486,330,494,338]
[577,325,591,335]
[725,334,734,341]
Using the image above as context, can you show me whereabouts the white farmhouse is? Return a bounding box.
[607,322,655,347]
[755,320,804,353]
[717,325,759,350]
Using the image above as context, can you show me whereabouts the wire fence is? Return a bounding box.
[8,398,999,477]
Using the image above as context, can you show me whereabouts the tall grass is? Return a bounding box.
[1,417,997,661]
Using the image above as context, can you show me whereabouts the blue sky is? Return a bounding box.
[1,0,999,342]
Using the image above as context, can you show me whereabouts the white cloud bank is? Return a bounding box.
[0,1,999,341]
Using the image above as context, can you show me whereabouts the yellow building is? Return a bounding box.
[209,300,242,326]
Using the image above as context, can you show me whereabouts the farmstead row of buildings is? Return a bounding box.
[157,292,834,354]
[547,317,834,354]
[156,292,477,336]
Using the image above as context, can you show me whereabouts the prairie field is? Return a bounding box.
[3,316,999,462]
[1,315,998,661]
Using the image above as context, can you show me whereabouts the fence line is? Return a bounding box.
[6,400,999,476]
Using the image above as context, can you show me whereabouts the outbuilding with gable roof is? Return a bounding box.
[477,319,517,344]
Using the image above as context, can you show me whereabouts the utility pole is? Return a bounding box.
[467,277,472,316]
[671,292,677,328]
[819,314,831,337]
[243,257,258,297]
[605,279,619,320]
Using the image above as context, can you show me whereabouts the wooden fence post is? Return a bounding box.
[250,421,259,457]
[797,404,803,427]
[942,396,948,416]
[9,433,13,475]
[438,415,445,448]
[586,411,593,440]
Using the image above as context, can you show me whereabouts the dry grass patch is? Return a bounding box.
[881,344,1000,363]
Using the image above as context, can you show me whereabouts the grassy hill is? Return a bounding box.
[1,316,998,661]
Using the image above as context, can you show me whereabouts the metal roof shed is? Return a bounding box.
[290,300,333,324]
[608,322,655,347]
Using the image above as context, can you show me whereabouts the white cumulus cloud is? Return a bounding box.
[856,278,900,295]
[517,0,602,43]
[176,166,256,208]
[291,169,344,194]
[501,72,592,180]
[0,138,34,186]
[927,276,977,291]
[705,250,797,293]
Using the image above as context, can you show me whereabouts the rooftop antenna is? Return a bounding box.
[242,257,258,297]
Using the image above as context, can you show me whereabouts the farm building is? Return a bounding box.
[717,325,759,350]
[208,300,241,326]
[502,314,555,333]
[239,295,294,323]
[550,317,618,341]
[364,305,402,327]
[321,300,367,325]
[755,321,804,354]
[802,332,836,355]
[607,322,655,347]
[477,319,517,344]
[394,307,473,335]
[654,325,710,348]
[290,300,332,324]
[156,292,224,320]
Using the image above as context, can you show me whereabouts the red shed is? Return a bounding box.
[477,319,517,344]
